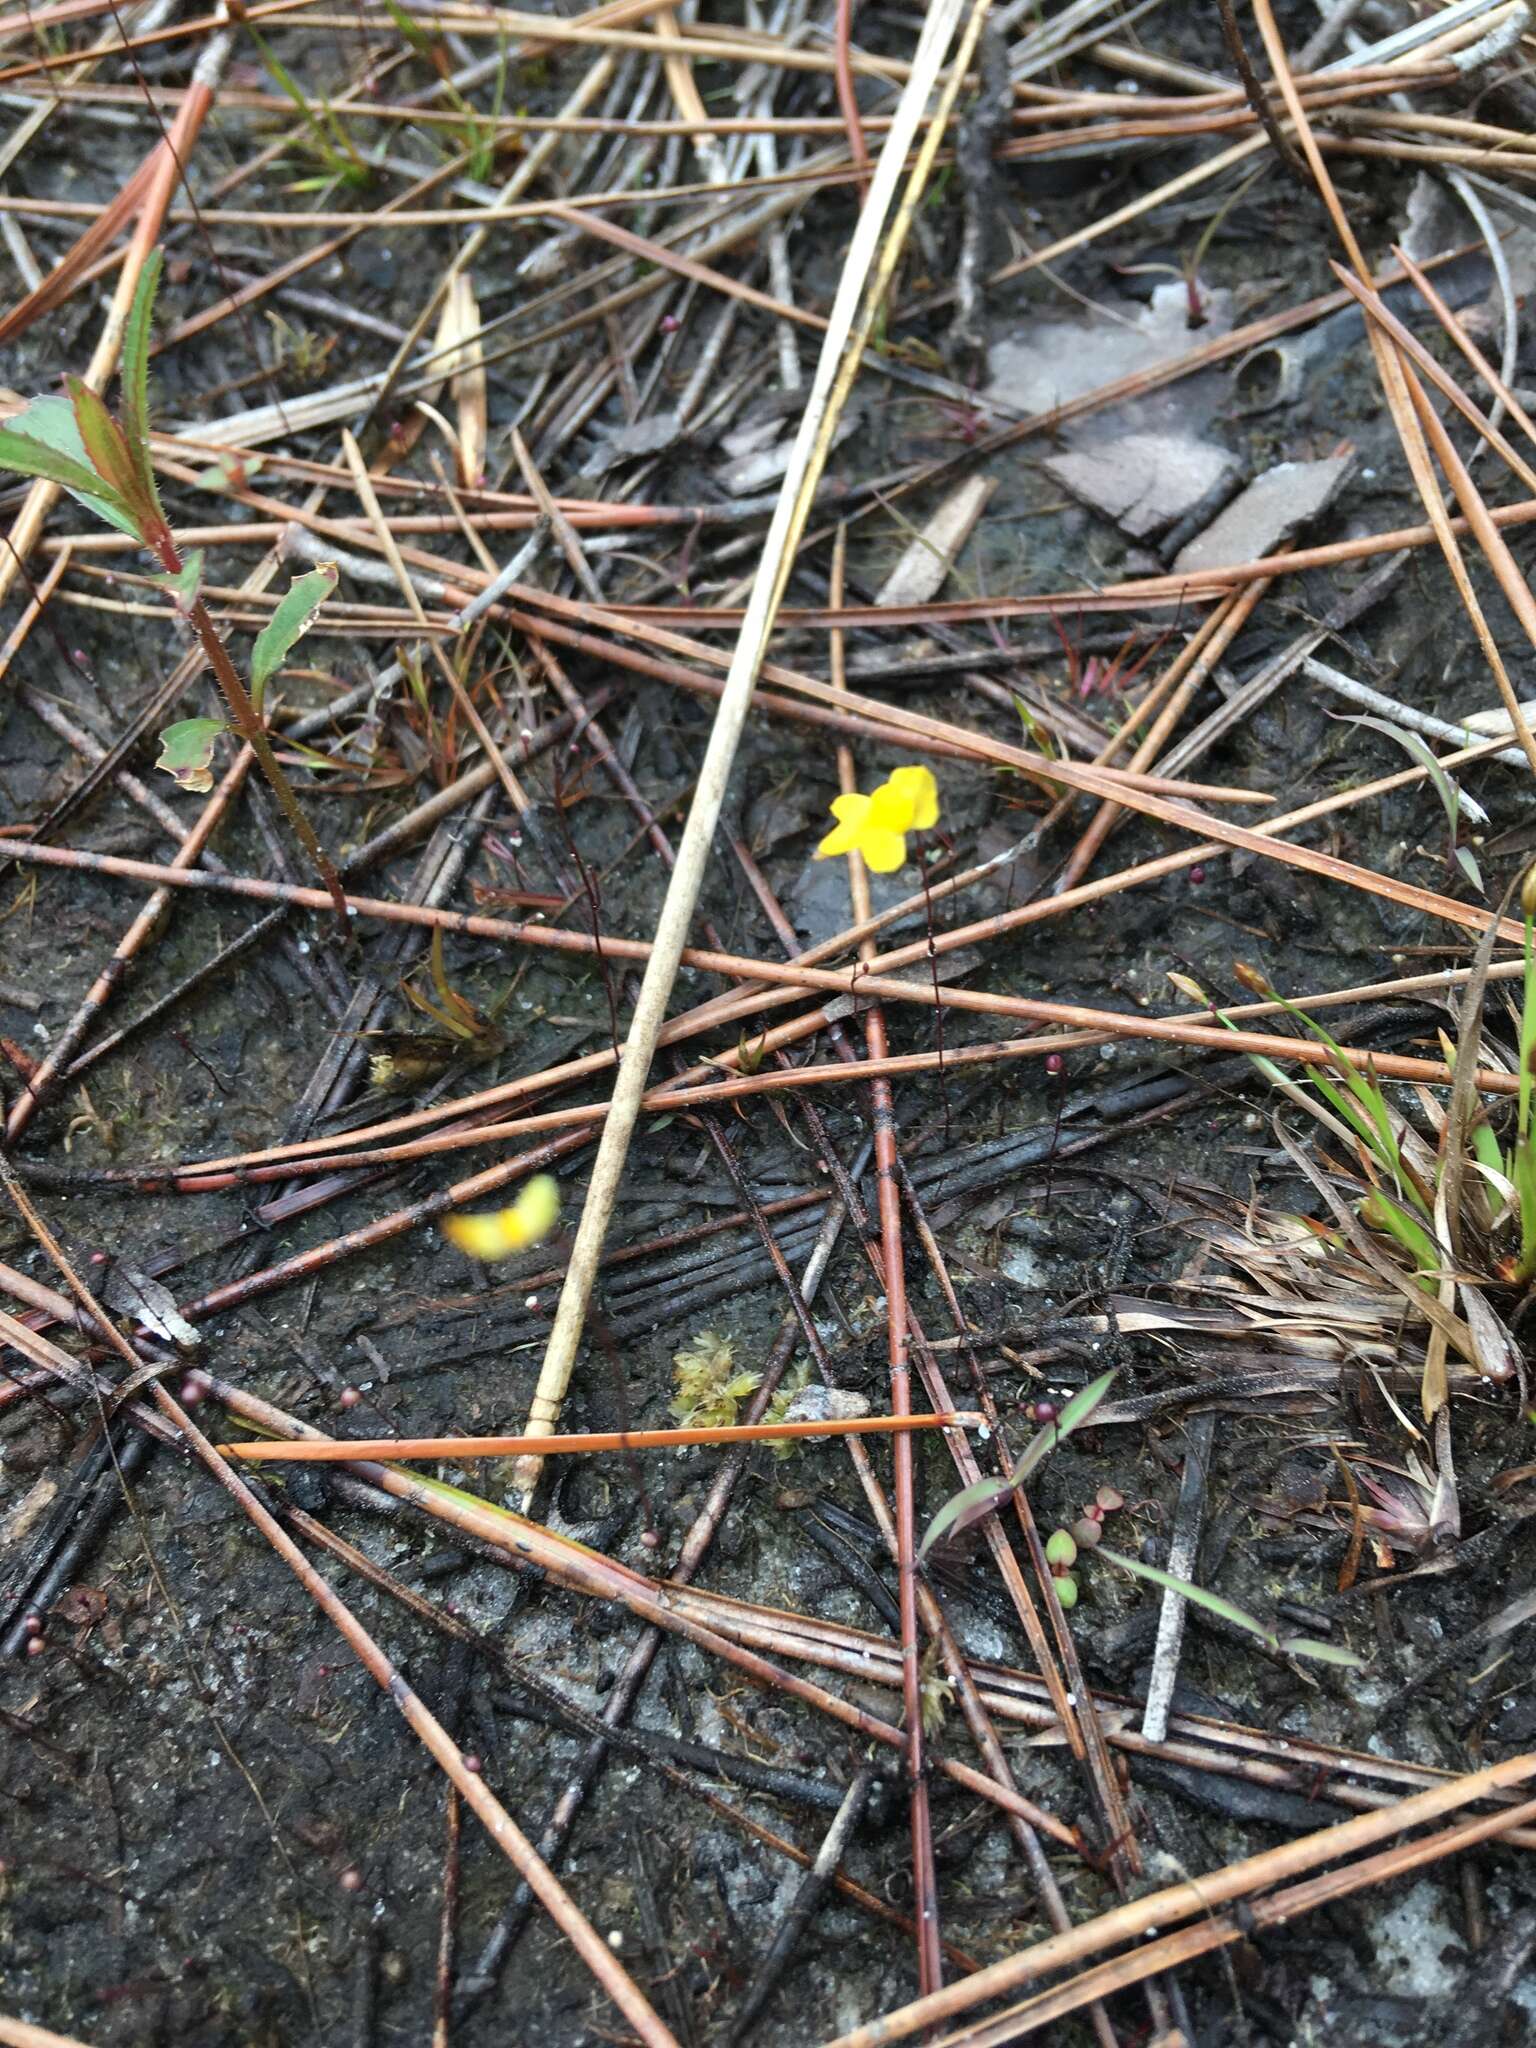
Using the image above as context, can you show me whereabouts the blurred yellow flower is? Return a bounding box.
[815,764,939,873]
[443,1174,560,1259]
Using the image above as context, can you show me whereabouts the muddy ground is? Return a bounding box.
[5,2,1536,2043]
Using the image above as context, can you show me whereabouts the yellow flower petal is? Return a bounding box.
[443,1174,560,1259]
[860,826,908,872]
[885,764,939,831]
[865,779,917,832]
[816,790,872,860]
[816,821,861,859]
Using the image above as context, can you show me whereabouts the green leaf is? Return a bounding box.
[1350,716,1485,898]
[1096,1546,1365,1669]
[1360,1188,1441,1281]
[0,399,139,537]
[251,564,337,711]
[1274,1635,1368,1668]
[193,454,263,493]
[149,550,204,617]
[1007,1368,1116,1490]
[917,1473,1017,1563]
[381,0,437,57]
[1514,1136,1536,1281]
[1098,1545,1276,1638]
[118,249,167,530]
[155,717,228,794]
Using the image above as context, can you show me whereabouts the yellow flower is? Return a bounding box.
[815,764,939,873]
[443,1174,560,1259]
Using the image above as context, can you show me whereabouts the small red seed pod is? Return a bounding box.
[1029,1400,1059,1426]
[339,1868,363,1894]
[339,1386,361,1410]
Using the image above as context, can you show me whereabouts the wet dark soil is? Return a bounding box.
[5,4,1536,2044]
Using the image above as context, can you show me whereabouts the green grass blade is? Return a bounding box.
[1097,1546,1364,1668]
[1274,1635,1368,1668]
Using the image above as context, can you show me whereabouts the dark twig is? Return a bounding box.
[730,1768,876,2043]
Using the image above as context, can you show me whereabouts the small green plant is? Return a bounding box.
[670,1330,759,1429]
[267,310,338,391]
[1043,1484,1125,1608]
[0,253,348,923]
[249,26,373,192]
[1177,932,1536,1306]
[917,1369,1115,1562]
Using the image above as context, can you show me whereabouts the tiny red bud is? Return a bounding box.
[1030,1400,1059,1426]
[462,1753,483,1774]
[339,1386,361,1409]
[340,1868,363,1893]
[1189,864,1206,885]
[1045,1052,1064,1076]
[640,1529,662,1551]
[26,1637,45,1658]
[179,1377,206,1406]
[22,1613,43,1637]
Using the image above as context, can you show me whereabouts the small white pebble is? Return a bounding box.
[608,1930,624,1950]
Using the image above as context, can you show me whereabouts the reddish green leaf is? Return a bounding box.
[64,376,140,509]
[917,1473,1017,1562]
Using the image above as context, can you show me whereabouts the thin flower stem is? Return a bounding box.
[183,591,350,925]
